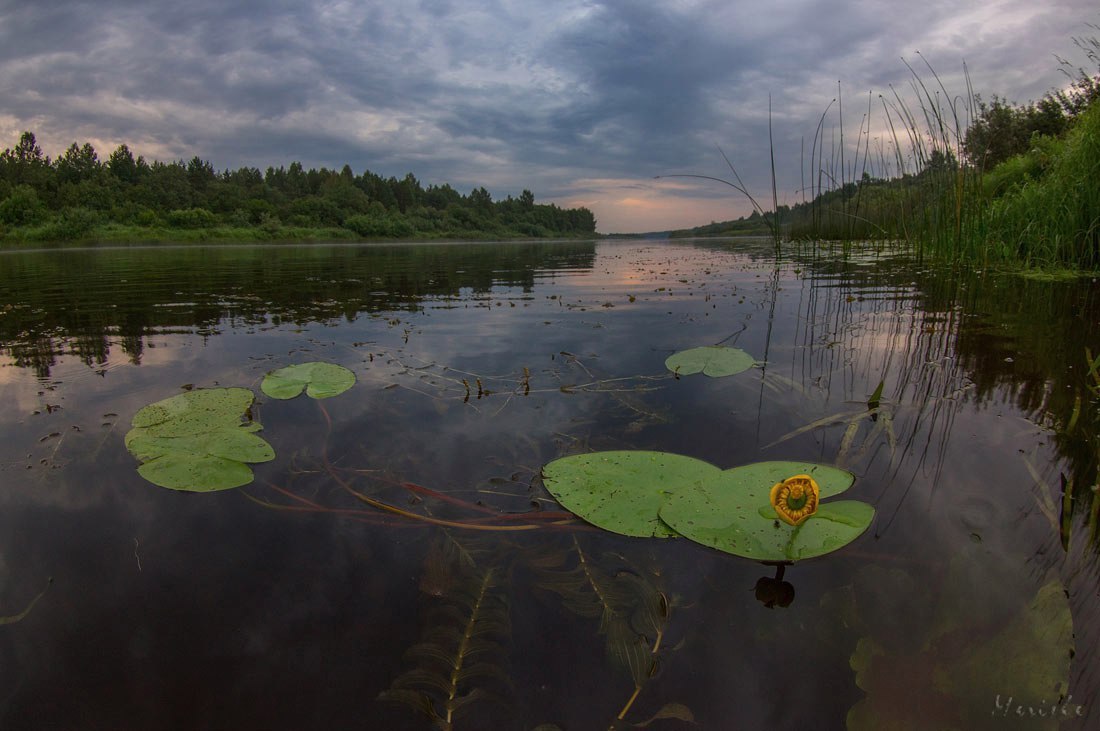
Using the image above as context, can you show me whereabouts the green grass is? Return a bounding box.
[0,221,598,248]
[984,100,1100,267]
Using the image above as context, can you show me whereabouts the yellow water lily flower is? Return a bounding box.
[770,474,820,526]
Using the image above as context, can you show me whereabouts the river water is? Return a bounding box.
[0,239,1097,729]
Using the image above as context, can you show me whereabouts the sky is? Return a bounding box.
[0,1,1096,233]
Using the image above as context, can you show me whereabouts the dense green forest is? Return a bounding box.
[0,135,597,243]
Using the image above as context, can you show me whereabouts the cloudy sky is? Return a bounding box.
[0,1,1095,232]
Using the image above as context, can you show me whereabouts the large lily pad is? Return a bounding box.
[541,451,721,537]
[125,388,275,491]
[659,461,872,561]
[665,346,756,377]
[261,362,356,400]
[541,451,873,560]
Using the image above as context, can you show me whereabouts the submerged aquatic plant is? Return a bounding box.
[379,534,513,730]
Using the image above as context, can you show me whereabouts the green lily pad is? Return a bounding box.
[541,451,721,537]
[125,388,275,491]
[659,461,873,561]
[131,386,257,435]
[665,346,757,377]
[261,362,356,400]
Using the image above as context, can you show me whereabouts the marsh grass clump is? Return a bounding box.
[985,99,1100,267]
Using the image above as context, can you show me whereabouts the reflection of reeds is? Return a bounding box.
[762,255,975,537]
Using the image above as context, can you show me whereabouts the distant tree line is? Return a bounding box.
[0,134,596,241]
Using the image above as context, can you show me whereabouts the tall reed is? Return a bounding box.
[791,53,1099,270]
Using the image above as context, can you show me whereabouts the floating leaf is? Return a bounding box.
[125,388,274,491]
[542,451,873,560]
[541,451,721,537]
[261,362,356,400]
[659,461,873,561]
[664,346,756,377]
[130,386,257,435]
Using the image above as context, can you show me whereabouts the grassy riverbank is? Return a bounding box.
[0,221,600,248]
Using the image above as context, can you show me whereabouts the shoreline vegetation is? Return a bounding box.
[665,31,1100,271]
[0,139,597,248]
[3,33,1097,265]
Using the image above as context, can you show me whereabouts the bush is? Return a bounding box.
[283,196,344,226]
[54,207,103,237]
[344,212,414,238]
[983,134,1064,198]
[166,207,217,228]
[0,185,48,226]
[135,208,163,227]
[258,212,282,235]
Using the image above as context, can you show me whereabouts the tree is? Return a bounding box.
[1,131,51,187]
[392,173,421,213]
[468,186,493,213]
[107,144,140,184]
[963,97,1028,168]
[56,142,101,184]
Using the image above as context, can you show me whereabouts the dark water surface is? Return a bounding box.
[0,239,1097,729]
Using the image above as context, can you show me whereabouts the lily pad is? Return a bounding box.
[665,346,756,377]
[125,388,275,491]
[261,362,356,400]
[659,461,873,561]
[541,451,721,537]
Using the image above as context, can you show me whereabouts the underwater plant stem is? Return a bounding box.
[445,567,494,727]
[0,577,51,626]
[247,482,425,527]
[611,611,666,728]
[399,480,504,515]
[614,686,644,726]
[335,472,544,531]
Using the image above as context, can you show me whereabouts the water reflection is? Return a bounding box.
[0,242,598,376]
[0,239,1096,729]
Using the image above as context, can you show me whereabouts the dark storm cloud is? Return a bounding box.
[1,0,1097,231]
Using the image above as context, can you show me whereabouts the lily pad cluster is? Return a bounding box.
[541,451,874,561]
[125,362,356,491]
[124,387,274,491]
